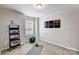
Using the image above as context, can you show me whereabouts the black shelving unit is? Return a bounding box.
[9,25,20,49]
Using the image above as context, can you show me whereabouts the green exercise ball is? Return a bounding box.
[29,36,36,43]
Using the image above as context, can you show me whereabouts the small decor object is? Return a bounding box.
[53,19,60,28]
[49,20,53,28]
[45,21,49,28]
[35,43,39,47]
[45,19,60,28]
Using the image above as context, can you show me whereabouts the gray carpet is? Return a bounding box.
[26,45,43,55]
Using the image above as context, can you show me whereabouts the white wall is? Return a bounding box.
[0,8,1,54]
[39,9,79,51]
[0,8,34,51]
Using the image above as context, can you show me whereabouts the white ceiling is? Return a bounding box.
[0,4,79,18]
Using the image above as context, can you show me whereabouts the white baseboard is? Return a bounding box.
[40,39,79,52]
[1,43,24,51]
[0,50,1,55]
[1,47,9,51]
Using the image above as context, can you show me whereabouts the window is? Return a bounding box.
[25,20,34,35]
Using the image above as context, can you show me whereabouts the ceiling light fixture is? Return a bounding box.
[36,4,43,9]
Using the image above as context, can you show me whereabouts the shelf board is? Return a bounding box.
[10,44,20,48]
[10,38,20,41]
[10,28,19,30]
[10,33,19,35]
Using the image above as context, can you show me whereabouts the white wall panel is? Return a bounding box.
[39,10,79,51]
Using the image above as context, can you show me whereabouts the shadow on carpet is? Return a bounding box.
[26,45,43,55]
